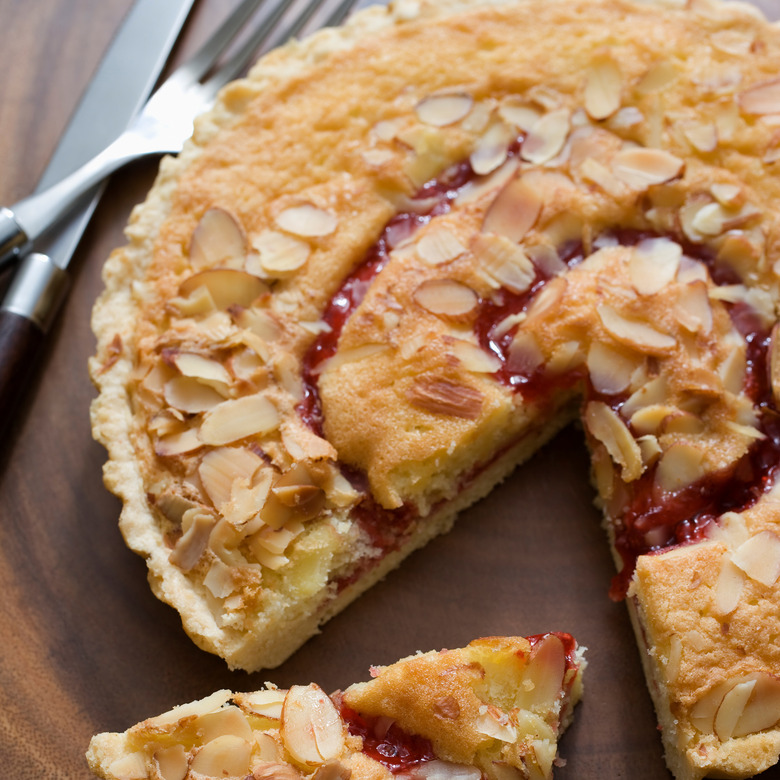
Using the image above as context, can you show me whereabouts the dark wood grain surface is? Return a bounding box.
[1,1,779,778]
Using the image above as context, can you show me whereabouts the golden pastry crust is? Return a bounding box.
[86,635,586,780]
[90,0,780,778]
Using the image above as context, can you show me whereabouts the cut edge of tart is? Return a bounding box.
[89,0,780,778]
[85,634,586,780]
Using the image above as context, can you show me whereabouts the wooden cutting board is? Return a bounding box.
[0,1,778,778]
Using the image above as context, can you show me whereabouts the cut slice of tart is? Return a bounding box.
[86,634,585,780]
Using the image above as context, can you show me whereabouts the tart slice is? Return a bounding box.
[86,634,585,780]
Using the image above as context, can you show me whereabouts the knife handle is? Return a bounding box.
[0,207,31,271]
[0,253,69,438]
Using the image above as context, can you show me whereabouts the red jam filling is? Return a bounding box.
[298,148,780,600]
[338,700,437,773]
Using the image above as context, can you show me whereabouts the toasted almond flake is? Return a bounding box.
[712,29,754,56]
[164,376,225,414]
[731,674,780,738]
[179,268,267,310]
[585,401,643,481]
[475,707,517,742]
[630,404,681,435]
[155,745,187,780]
[198,705,254,743]
[521,108,571,164]
[239,689,287,720]
[190,735,251,777]
[676,281,713,334]
[281,684,345,765]
[148,690,233,727]
[408,376,483,419]
[681,120,718,153]
[714,556,746,615]
[452,340,501,373]
[524,633,566,709]
[731,531,780,586]
[612,147,684,189]
[586,342,639,395]
[597,303,676,354]
[655,443,705,493]
[472,232,536,294]
[203,557,236,598]
[715,681,757,742]
[719,343,747,394]
[527,243,566,276]
[189,208,246,269]
[498,99,541,130]
[710,183,742,206]
[169,509,216,571]
[525,276,567,327]
[690,202,730,236]
[362,148,396,166]
[172,354,230,386]
[637,434,662,466]
[507,331,544,375]
[199,394,279,446]
[415,93,473,126]
[579,156,625,197]
[107,752,147,780]
[584,58,622,120]
[316,344,390,376]
[470,122,513,175]
[547,340,584,375]
[637,61,679,94]
[739,78,780,115]
[372,118,403,141]
[666,634,682,682]
[482,175,542,241]
[250,229,310,274]
[460,99,494,133]
[276,204,337,238]
[454,157,519,206]
[629,238,682,295]
[416,227,466,265]
[155,427,202,457]
[199,446,265,511]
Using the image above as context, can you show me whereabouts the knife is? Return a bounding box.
[0,0,195,436]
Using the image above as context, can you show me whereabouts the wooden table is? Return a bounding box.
[0,1,778,778]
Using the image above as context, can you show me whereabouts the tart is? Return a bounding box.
[86,634,585,780]
[89,0,780,778]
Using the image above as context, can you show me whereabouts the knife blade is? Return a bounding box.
[0,0,195,437]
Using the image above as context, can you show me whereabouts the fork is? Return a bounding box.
[0,0,359,271]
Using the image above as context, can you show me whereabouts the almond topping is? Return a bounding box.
[169,509,216,571]
[675,281,713,334]
[597,304,676,354]
[155,428,202,457]
[189,208,246,269]
[472,233,536,294]
[655,443,705,493]
[164,376,224,414]
[276,204,337,238]
[628,238,682,295]
[179,269,267,310]
[586,342,639,396]
[612,147,684,189]
[250,229,310,274]
[681,120,718,153]
[521,108,571,165]
[238,688,287,720]
[199,394,279,446]
[739,78,780,116]
[584,57,622,120]
[713,556,745,615]
[281,684,345,765]
[155,745,187,780]
[482,175,542,242]
[585,401,643,482]
[731,531,780,587]
[415,93,473,126]
[470,122,513,175]
[198,705,254,742]
[416,227,466,266]
[413,279,479,319]
[452,340,501,373]
[523,633,566,709]
[172,353,231,385]
[199,446,265,511]
[408,376,483,419]
[190,735,251,777]
[636,61,679,94]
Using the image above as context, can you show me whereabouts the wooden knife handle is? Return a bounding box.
[0,309,45,437]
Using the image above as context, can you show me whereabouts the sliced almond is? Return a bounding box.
[655,443,705,493]
[524,276,567,327]
[715,680,757,742]
[675,281,713,334]
[189,208,246,269]
[155,427,203,457]
[416,227,467,266]
[179,269,267,310]
[198,705,254,742]
[414,279,478,319]
[172,353,231,385]
[507,331,544,376]
[586,342,639,396]
[739,78,780,115]
[190,735,251,777]
[523,633,566,709]
[498,99,541,131]
[199,446,265,511]
[621,375,668,420]
[472,233,536,294]
[730,674,780,738]
[415,93,473,126]
[452,340,501,373]
[199,394,279,446]
[628,238,682,295]
[712,29,755,56]
[276,205,337,238]
[482,175,542,242]
[636,61,679,94]
[521,108,571,165]
[731,531,780,587]
[164,376,225,414]
[169,509,216,571]
[612,147,684,189]
[238,688,287,720]
[475,706,517,743]
[584,57,622,120]
[250,229,310,274]
[713,555,746,615]
[597,304,676,354]
[408,376,483,419]
[154,745,187,780]
[106,753,147,780]
[470,122,513,175]
[585,401,643,481]
[147,690,233,728]
[281,684,345,765]
[681,120,718,153]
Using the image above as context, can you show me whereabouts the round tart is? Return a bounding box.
[89,0,780,778]
[86,634,585,780]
